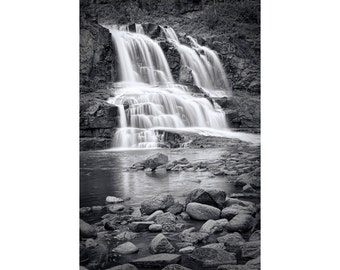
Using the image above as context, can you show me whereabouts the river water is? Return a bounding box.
[80,148,238,208]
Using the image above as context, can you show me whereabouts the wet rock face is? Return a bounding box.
[80,96,119,151]
[159,40,181,81]
[80,14,115,93]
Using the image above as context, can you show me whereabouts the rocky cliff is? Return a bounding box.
[80,0,260,150]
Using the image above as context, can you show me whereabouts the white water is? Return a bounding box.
[105,24,249,149]
[161,26,231,98]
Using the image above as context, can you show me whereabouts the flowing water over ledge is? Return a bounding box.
[80,148,239,208]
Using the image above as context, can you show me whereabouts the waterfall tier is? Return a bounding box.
[106,24,232,148]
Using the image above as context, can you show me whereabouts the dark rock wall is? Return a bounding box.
[80,93,119,151]
[80,12,115,93]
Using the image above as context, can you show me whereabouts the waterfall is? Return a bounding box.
[106,24,231,148]
[161,27,231,98]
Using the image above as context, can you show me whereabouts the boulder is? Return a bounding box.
[132,254,181,268]
[149,224,163,232]
[186,202,221,220]
[206,189,227,208]
[80,219,97,238]
[145,153,169,170]
[141,194,175,215]
[113,242,139,255]
[106,264,138,270]
[179,227,209,244]
[226,214,254,233]
[114,231,137,241]
[241,241,260,259]
[217,232,245,254]
[182,247,236,268]
[150,233,176,254]
[179,212,190,221]
[185,189,216,207]
[129,221,155,232]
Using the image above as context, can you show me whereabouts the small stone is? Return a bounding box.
[179,227,209,244]
[150,233,175,254]
[166,202,184,215]
[106,196,124,204]
[114,231,137,241]
[105,263,138,270]
[200,219,222,234]
[91,206,103,212]
[80,219,97,238]
[104,221,117,231]
[217,232,245,254]
[221,204,256,220]
[202,243,226,250]
[113,242,139,255]
[149,224,163,232]
[249,230,260,241]
[179,246,195,254]
[146,210,164,221]
[243,184,255,193]
[226,214,255,233]
[162,264,191,270]
[80,207,91,216]
[108,204,125,213]
[241,241,260,259]
[130,221,155,232]
[179,212,190,220]
[132,254,181,268]
[141,194,175,215]
[182,247,236,268]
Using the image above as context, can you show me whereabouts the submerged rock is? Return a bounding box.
[150,233,176,254]
[186,202,221,220]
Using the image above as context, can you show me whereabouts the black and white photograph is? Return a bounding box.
[2,1,339,270]
[80,1,260,269]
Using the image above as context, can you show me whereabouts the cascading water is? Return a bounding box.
[106,24,232,148]
[161,26,231,98]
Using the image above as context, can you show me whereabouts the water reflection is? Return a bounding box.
[80,148,236,207]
